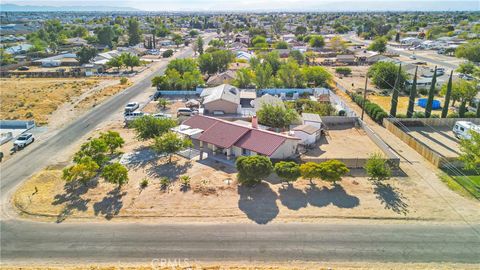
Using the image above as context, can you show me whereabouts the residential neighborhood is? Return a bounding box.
[0,1,479,269]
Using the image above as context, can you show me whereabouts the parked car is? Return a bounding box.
[124,111,148,123]
[153,91,162,100]
[13,133,34,148]
[453,121,480,140]
[177,108,194,116]
[409,55,416,60]
[17,66,29,71]
[124,102,140,112]
[459,73,474,81]
[153,113,172,119]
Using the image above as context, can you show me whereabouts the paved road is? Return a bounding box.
[343,34,461,70]
[1,220,480,264]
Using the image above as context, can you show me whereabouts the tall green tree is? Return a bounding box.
[407,66,418,118]
[368,36,388,53]
[62,156,99,185]
[127,18,142,46]
[309,35,325,48]
[76,47,97,65]
[97,26,116,47]
[152,132,192,163]
[196,36,204,55]
[121,53,140,72]
[425,66,437,118]
[441,71,453,118]
[274,161,301,185]
[99,131,124,154]
[300,162,323,184]
[389,64,402,117]
[102,163,129,188]
[459,131,480,172]
[257,104,299,129]
[236,156,273,186]
[131,116,176,140]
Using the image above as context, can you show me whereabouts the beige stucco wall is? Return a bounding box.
[270,138,299,159]
[204,100,238,114]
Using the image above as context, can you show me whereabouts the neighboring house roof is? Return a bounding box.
[199,121,250,148]
[293,124,320,135]
[336,54,356,61]
[206,70,236,86]
[183,115,299,156]
[302,113,322,123]
[201,84,240,105]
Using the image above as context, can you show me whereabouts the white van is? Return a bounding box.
[453,121,480,140]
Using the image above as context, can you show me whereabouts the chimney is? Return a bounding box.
[252,115,258,129]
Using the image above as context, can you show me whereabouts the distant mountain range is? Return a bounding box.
[0,3,141,12]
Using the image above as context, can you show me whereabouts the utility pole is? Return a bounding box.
[361,75,368,120]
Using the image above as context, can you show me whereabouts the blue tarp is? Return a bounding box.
[417,98,441,109]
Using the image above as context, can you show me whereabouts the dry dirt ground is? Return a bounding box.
[2,262,479,270]
[12,119,480,224]
[0,77,108,125]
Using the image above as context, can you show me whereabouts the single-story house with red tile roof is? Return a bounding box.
[183,115,300,160]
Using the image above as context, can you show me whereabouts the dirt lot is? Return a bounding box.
[12,120,480,224]
[405,125,461,158]
[0,77,108,125]
[302,126,381,159]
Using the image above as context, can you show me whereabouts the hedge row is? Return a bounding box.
[348,91,388,124]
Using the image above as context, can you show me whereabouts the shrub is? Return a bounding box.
[335,67,352,76]
[120,77,128,85]
[464,112,477,118]
[160,177,170,189]
[236,155,273,186]
[162,49,174,58]
[447,112,459,118]
[140,178,149,188]
[418,88,428,95]
[413,111,426,118]
[365,153,391,181]
[396,113,407,118]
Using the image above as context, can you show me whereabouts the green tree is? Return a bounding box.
[288,50,306,65]
[76,47,97,65]
[274,161,301,185]
[300,162,323,184]
[171,33,183,47]
[234,68,254,88]
[198,50,234,75]
[0,49,15,66]
[99,131,124,154]
[162,49,174,58]
[196,36,204,55]
[252,35,268,48]
[102,163,129,187]
[157,98,169,109]
[254,63,274,89]
[208,39,225,48]
[441,71,453,118]
[459,131,480,172]
[309,35,325,48]
[257,104,299,129]
[329,35,347,52]
[389,64,402,117]
[107,56,123,73]
[73,138,109,166]
[455,40,480,62]
[127,18,142,46]
[425,66,438,118]
[152,131,192,163]
[277,60,305,88]
[97,26,116,47]
[131,116,176,140]
[368,62,408,89]
[365,153,392,181]
[457,61,477,75]
[275,41,289,49]
[62,156,99,185]
[236,156,273,186]
[302,66,332,87]
[407,66,418,118]
[317,160,349,185]
[121,53,140,72]
[368,36,388,53]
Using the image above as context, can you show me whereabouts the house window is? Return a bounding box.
[242,148,251,155]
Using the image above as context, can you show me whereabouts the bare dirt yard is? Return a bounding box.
[12,119,480,224]
[0,77,109,125]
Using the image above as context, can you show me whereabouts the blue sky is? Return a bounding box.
[3,0,479,11]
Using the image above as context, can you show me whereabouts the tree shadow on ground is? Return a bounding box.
[123,147,159,170]
[304,183,360,209]
[238,182,279,224]
[278,184,308,210]
[52,180,96,223]
[373,182,409,215]
[146,159,193,182]
[93,187,126,220]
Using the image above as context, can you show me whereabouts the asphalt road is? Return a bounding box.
[1,220,480,264]
[343,34,461,70]
[1,34,479,265]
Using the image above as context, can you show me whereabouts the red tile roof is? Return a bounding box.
[198,121,250,148]
[235,129,287,156]
[183,115,218,131]
[183,115,300,156]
